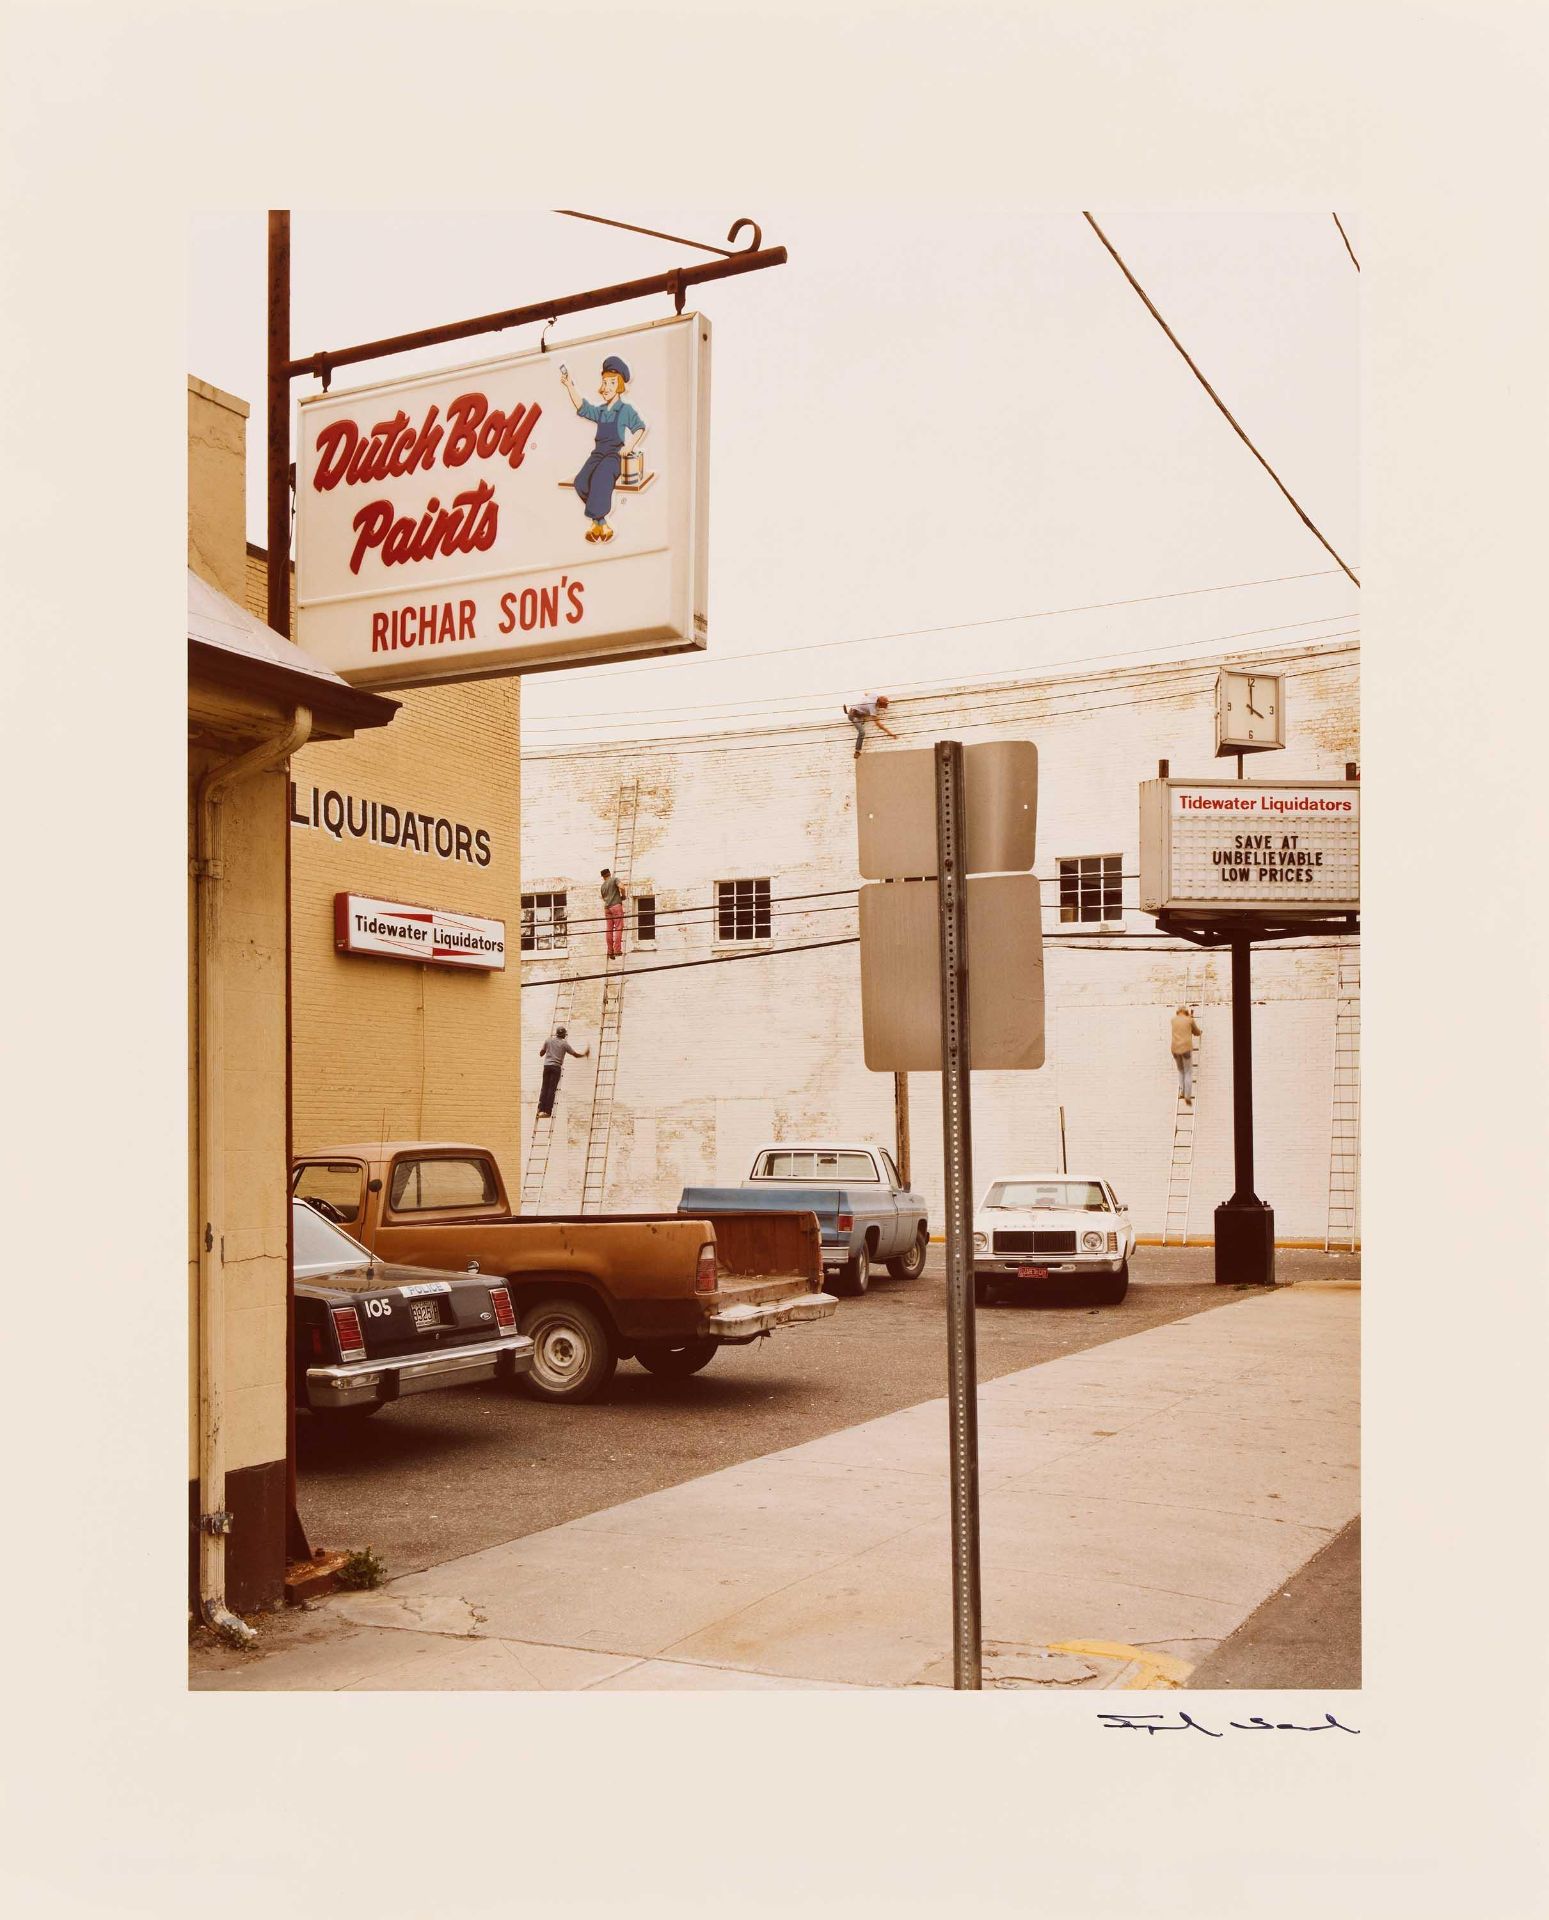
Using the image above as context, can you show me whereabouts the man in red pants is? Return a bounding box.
[601,868,626,959]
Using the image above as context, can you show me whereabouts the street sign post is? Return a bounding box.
[856,739,1042,1690]
[934,742,980,1689]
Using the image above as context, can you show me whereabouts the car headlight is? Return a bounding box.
[1081,1230,1105,1252]
[973,1232,987,1253]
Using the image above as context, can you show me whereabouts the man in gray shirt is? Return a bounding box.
[537,1024,589,1118]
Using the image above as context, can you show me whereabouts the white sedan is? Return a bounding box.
[972,1174,1136,1306]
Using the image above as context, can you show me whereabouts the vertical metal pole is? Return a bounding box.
[935,741,981,1689]
[266,211,291,638]
[268,210,308,1566]
[1230,933,1256,1202]
[1059,1104,1068,1174]
[893,1073,911,1189]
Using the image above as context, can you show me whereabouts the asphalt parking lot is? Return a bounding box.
[294,1245,1359,1579]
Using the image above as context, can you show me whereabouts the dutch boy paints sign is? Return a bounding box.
[296,314,711,689]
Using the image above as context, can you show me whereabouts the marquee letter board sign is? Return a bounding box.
[1138,779,1360,915]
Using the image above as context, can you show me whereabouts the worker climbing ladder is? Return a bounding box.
[580,776,640,1214]
[519,975,575,1213]
[1161,968,1203,1246]
[1324,945,1361,1251]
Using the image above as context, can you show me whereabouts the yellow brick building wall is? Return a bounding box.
[188,380,250,603]
[187,757,293,1481]
[189,382,291,1501]
[244,552,523,1187]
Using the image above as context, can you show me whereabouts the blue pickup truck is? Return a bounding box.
[681,1142,930,1297]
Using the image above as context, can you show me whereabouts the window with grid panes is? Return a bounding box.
[520,890,568,951]
[1058,855,1123,924]
[716,878,771,941]
[634,893,657,944]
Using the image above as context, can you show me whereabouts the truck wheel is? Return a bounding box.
[635,1338,718,1378]
[836,1242,871,1297]
[887,1227,929,1281]
[517,1298,617,1403]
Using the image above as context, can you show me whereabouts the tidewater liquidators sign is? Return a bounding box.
[296,314,710,688]
[1138,779,1359,915]
[334,893,506,970]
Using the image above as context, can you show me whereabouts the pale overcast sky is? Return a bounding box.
[189,207,1359,742]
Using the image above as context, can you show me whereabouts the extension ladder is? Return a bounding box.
[1324,946,1361,1251]
[1161,969,1203,1245]
[520,974,575,1213]
[579,776,640,1214]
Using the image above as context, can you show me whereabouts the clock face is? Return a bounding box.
[1218,670,1282,748]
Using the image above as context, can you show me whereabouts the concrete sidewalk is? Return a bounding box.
[193,1283,1358,1692]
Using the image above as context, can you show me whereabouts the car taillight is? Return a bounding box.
[490,1286,517,1332]
[695,1243,718,1293]
[837,1213,854,1233]
[331,1305,366,1361]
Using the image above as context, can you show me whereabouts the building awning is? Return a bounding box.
[188,569,398,742]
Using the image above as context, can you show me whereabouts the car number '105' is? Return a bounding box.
[363,1298,394,1318]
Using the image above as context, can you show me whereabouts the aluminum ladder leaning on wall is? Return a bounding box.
[1161,965,1203,1246]
[579,775,640,1214]
[1324,945,1361,1251]
[520,974,575,1214]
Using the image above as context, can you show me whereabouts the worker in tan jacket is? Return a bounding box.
[1170,1006,1202,1104]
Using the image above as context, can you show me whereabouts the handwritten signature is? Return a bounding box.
[1098,1711,1359,1737]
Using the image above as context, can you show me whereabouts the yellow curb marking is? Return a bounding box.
[1049,1639,1194,1690]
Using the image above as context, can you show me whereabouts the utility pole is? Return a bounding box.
[893,1073,911,1188]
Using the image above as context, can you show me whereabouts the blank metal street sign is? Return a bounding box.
[857,741,1038,880]
[859,874,1045,1071]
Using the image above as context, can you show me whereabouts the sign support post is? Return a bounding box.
[1230,933,1256,1200]
[934,742,982,1689]
[1212,930,1276,1286]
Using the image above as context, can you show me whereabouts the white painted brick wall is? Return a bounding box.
[520,641,1359,1241]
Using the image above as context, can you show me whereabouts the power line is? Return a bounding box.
[1332,213,1360,271]
[526,647,1360,761]
[528,899,864,943]
[532,565,1352,689]
[519,610,1359,736]
[522,935,861,989]
[534,875,1170,940]
[522,927,1356,990]
[526,641,1356,760]
[1082,211,1360,589]
[521,884,863,935]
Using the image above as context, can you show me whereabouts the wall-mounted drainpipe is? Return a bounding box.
[195,707,312,1641]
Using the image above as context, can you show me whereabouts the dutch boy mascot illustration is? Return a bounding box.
[558,354,648,544]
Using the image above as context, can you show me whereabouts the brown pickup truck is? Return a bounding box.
[291,1141,837,1403]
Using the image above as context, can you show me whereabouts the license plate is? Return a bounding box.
[1017,1266,1049,1279]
